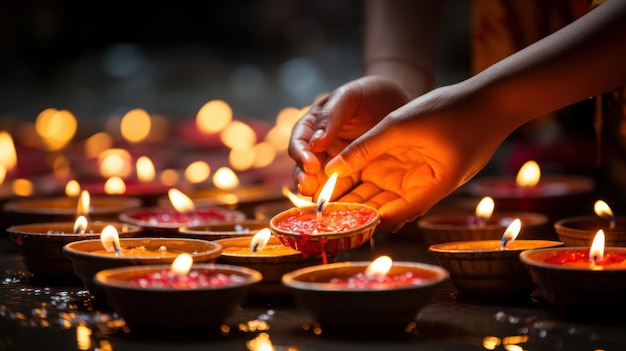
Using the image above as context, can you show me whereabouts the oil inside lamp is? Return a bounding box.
[100,225,122,256]
[475,196,495,227]
[500,218,521,249]
[594,200,616,229]
[250,228,271,252]
[73,215,88,234]
[316,172,338,222]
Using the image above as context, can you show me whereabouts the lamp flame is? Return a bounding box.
[73,215,88,234]
[594,200,615,229]
[282,186,313,208]
[77,190,91,217]
[168,188,196,213]
[475,196,495,225]
[500,218,521,248]
[136,156,156,182]
[515,160,540,188]
[250,228,271,252]
[171,253,193,275]
[100,225,121,256]
[104,176,126,194]
[65,180,81,197]
[590,229,605,264]
[316,172,338,221]
[0,131,17,170]
[213,167,240,190]
[364,255,392,279]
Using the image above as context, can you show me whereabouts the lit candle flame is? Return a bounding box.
[168,188,196,214]
[364,255,392,279]
[77,190,91,217]
[317,172,338,221]
[250,228,271,253]
[100,225,122,256]
[73,215,88,234]
[590,229,605,265]
[515,160,540,188]
[171,253,193,275]
[213,167,240,190]
[475,196,495,226]
[0,131,17,170]
[500,218,521,249]
[282,186,314,208]
[136,156,156,182]
[104,176,126,194]
[594,200,615,229]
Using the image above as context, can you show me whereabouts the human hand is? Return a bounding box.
[288,75,411,197]
[325,84,514,233]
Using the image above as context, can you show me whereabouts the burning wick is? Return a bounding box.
[100,225,123,257]
[316,172,338,222]
[73,215,88,234]
[500,218,521,249]
[594,200,616,230]
[474,196,494,228]
[250,228,271,253]
[589,229,605,266]
[168,188,197,223]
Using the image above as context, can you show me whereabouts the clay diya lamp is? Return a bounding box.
[520,230,626,316]
[466,160,595,221]
[418,196,551,245]
[94,254,262,329]
[270,173,381,261]
[428,219,564,298]
[282,255,449,329]
[215,228,326,295]
[63,227,222,300]
[4,189,142,225]
[119,188,245,236]
[554,199,626,247]
[6,217,142,282]
[178,219,269,241]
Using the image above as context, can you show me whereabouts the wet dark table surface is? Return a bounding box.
[1,211,625,351]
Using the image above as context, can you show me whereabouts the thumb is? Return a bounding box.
[324,123,397,177]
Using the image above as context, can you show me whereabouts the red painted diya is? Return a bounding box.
[269,202,380,258]
[119,206,246,236]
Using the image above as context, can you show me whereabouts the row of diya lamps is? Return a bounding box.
[3,160,626,330]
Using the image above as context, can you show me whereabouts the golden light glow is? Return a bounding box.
[168,188,195,213]
[12,178,34,197]
[0,164,6,185]
[98,148,132,178]
[35,108,77,150]
[246,332,274,351]
[76,324,92,351]
[250,228,271,252]
[184,161,210,184]
[482,336,501,350]
[84,132,113,159]
[229,148,255,171]
[317,172,338,208]
[196,99,233,134]
[0,131,17,170]
[104,176,126,194]
[146,113,169,142]
[100,225,120,253]
[594,200,614,219]
[160,169,179,186]
[475,196,495,222]
[52,154,72,179]
[276,106,306,134]
[501,218,522,245]
[252,142,276,168]
[136,156,156,182]
[65,180,81,197]
[120,108,151,143]
[590,229,605,264]
[515,160,540,188]
[364,255,392,278]
[213,167,239,190]
[264,125,289,152]
[77,190,91,217]
[220,120,256,150]
[73,215,88,234]
[171,253,193,275]
[282,186,314,208]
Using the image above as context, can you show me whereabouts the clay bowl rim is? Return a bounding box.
[214,236,305,261]
[94,263,263,291]
[554,216,626,234]
[119,206,247,229]
[282,260,449,292]
[6,221,143,238]
[3,196,142,215]
[520,246,626,272]
[418,211,549,230]
[269,202,381,240]
[428,240,565,259]
[467,174,595,198]
[178,219,270,238]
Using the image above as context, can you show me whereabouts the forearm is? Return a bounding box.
[468,0,626,134]
[363,0,442,98]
